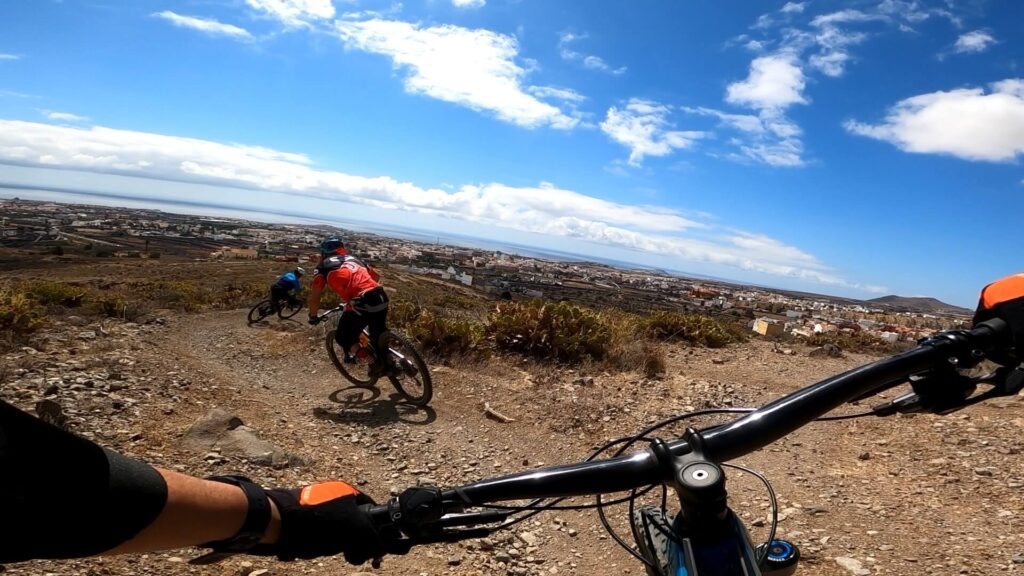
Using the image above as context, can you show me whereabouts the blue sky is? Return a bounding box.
[1,0,1022,306]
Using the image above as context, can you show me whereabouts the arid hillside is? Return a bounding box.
[2,255,1022,576]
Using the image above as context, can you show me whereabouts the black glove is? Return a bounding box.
[255,482,385,564]
[308,315,322,326]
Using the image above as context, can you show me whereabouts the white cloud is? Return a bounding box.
[0,53,21,60]
[726,54,807,111]
[41,110,90,122]
[152,11,254,41]
[245,0,334,28]
[452,0,485,8]
[781,2,806,14]
[558,32,626,75]
[528,86,586,103]
[0,89,36,99]
[844,79,1024,162]
[335,19,579,129]
[745,40,767,52]
[954,30,996,54]
[808,50,851,77]
[684,106,804,167]
[0,119,880,290]
[877,0,961,27]
[600,99,705,167]
[810,10,883,27]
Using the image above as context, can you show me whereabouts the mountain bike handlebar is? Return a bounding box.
[361,318,1014,548]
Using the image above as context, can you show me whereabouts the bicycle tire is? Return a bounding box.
[277,299,304,320]
[248,300,273,324]
[380,331,433,406]
[325,328,377,387]
[632,506,672,576]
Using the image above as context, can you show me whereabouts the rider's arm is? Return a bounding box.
[105,468,282,555]
[0,399,281,562]
[307,275,325,317]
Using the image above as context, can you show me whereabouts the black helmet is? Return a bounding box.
[320,236,344,256]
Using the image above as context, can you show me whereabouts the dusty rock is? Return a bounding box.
[809,344,844,358]
[835,557,871,576]
[181,409,307,468]
[34,399,68,429]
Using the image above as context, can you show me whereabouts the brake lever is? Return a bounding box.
[871,365,1024,416]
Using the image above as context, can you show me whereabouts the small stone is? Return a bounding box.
[1012,554,1024,564]
[447,556,462,566]
[858,452,871,461]
[567,528,578,537]
[834,557,871,576]
[974,467,995,477]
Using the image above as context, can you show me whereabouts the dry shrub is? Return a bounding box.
[0,287,46,349]
[606,339,667,378]
[87,295,152,322]
[406,309,487,358]
[18,279,87,308]
[803,331,907,354]
[639,311,740,348]
[486,300,610,363]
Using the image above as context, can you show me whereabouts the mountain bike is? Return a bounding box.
[247,296,304,324]
[320,305,433,406]
[353,317,1022,575]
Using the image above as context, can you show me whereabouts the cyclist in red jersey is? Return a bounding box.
[307,236,389,374]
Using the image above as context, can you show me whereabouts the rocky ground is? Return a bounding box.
[2,309,1023,576]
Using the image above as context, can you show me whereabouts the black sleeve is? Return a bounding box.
[0,399,168,562]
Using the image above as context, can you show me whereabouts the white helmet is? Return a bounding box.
[295,267,306,277]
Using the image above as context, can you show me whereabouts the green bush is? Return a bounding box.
[486,300,610,363]
[406,309,486,357]
[639,311,739,348]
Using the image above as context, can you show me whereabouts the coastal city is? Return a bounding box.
[1,197,971,344]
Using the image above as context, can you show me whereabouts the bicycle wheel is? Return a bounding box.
[380,331,433,406]
[632,506,673,576]
[325,328,377,387]
[248,300,273,324]
[277,299,304,320]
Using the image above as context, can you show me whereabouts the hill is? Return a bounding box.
[869,295,972,316]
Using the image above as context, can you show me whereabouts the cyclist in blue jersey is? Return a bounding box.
[270,267,305,314]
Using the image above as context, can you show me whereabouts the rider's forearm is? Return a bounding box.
[308,285,322,315]
[104,468,281,555]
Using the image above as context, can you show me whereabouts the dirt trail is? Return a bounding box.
[5,309,1024,576]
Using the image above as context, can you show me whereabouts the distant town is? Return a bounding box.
[1,197,971,343]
